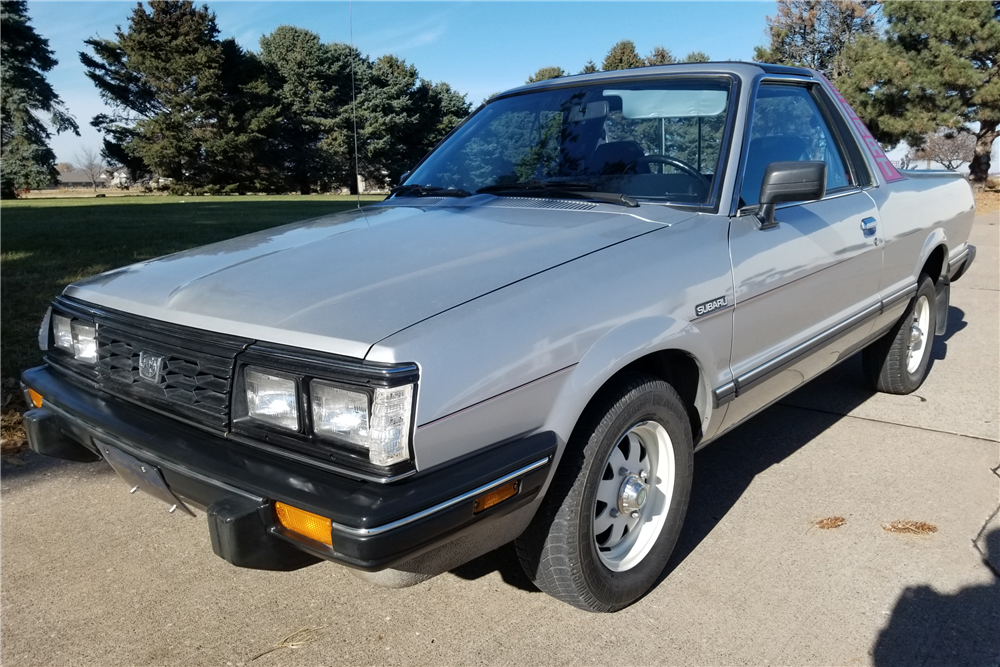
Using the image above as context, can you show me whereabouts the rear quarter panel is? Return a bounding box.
[866,173,976,298]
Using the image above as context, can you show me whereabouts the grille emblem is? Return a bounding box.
[138,351,164,384]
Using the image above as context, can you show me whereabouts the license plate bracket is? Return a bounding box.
[98,442,194,516]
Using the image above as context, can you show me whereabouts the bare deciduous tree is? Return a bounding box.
[913,131,976,171]
[73,146,106,191]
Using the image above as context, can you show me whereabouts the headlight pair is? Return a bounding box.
[240,362,416,469]
[51,312,98,363]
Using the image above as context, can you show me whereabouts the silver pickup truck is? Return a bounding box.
[22,62,976,612]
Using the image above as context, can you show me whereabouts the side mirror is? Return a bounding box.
[756,161,827,229]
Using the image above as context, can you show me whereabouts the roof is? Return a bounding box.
[497,61,816,100]
[58,170,108,183]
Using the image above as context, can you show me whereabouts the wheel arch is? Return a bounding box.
[922,243,948,284]
[543,316,718,454]
[915,228,949,284]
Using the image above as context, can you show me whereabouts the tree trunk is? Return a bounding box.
[969,125,998,192]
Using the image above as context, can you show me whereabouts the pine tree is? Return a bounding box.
[838,1,1000,189]
[645,46,675,66]
[579,60,599,75]
[526,66,567,84]
[81,1,278,191]
[683,51,711,63]
[754,0,878,78]
[602,40,644,71]
[1,0,79,198]
[259,26,347,193]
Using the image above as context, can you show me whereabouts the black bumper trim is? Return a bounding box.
[21,365,556,570]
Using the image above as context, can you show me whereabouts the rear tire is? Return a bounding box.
[515,373,693,612]
[862,274,937,394]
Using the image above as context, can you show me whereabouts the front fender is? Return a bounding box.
[543,315,725,446]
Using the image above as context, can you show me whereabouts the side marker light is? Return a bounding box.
[472,480,520,514]
[28,388,43,408]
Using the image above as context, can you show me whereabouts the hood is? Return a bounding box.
[66,198,688,358]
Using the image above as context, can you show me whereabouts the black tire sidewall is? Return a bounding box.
[901,277,937,391]
[573,380,693,610]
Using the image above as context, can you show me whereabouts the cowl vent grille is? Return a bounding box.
[481,197,597,211]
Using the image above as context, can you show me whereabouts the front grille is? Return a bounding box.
[49,298,252,432]
[96,327,234,429]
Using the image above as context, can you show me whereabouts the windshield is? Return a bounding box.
[402,77,733,206]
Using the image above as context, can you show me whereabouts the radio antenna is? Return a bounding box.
[349,0,361,210]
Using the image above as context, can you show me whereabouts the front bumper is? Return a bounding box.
[21,365,555,572]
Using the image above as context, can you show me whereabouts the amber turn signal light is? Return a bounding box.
[27,388,43,408]
[274,501,332,546]
[473,480,519,514]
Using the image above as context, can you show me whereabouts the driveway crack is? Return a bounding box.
[777,403,1000,443]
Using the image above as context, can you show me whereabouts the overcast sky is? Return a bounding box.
[27,0,778,163]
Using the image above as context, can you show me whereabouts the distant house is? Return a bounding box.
[57,170,109,189]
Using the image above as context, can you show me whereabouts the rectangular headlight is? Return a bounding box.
[310,380,413,466]
[245,368,299,431]
[51,313,98,364]
[310,381,369,446]
[52,314,74,352]
[71,321,98,363]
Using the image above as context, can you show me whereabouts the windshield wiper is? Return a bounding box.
[477,181,638,208]
[390,184,472,198]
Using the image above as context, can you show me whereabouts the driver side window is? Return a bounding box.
[739,84,852,207]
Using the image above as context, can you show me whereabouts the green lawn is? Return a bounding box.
[0,194,380,383]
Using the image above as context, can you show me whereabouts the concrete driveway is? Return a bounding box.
[2,213,997,667]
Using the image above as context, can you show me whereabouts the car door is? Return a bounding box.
[719,80,883,429]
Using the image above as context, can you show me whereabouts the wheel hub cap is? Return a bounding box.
[906,294,931,374]
[618,474,648,514]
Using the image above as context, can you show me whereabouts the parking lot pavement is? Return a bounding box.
[2,214,997,667]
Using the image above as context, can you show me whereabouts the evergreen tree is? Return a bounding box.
[645,46,675,66]
[259,26,347,193]
[754,0,878,78]
[1,0,79,198]
[683,51,712,63]
[526,66,567,83]
[352,54,469,187]
[579,60,599,75]
[838,1,1000,189]
[419,81,470,147]
[81,1,278,191]
[602,40,644,71]
[324,42,368,193]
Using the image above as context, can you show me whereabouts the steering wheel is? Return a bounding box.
[624,155,712,189]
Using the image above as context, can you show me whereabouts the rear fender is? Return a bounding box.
[916,229,948,282]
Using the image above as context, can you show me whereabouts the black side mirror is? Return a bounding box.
[756,161,827,229]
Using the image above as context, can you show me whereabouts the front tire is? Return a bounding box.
[515,373,693,612]
[862,274,937,394]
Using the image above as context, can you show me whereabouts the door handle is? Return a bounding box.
[860,217,877,238]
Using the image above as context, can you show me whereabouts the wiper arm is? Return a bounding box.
[477,181,639,208]
[390,184,472,198]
